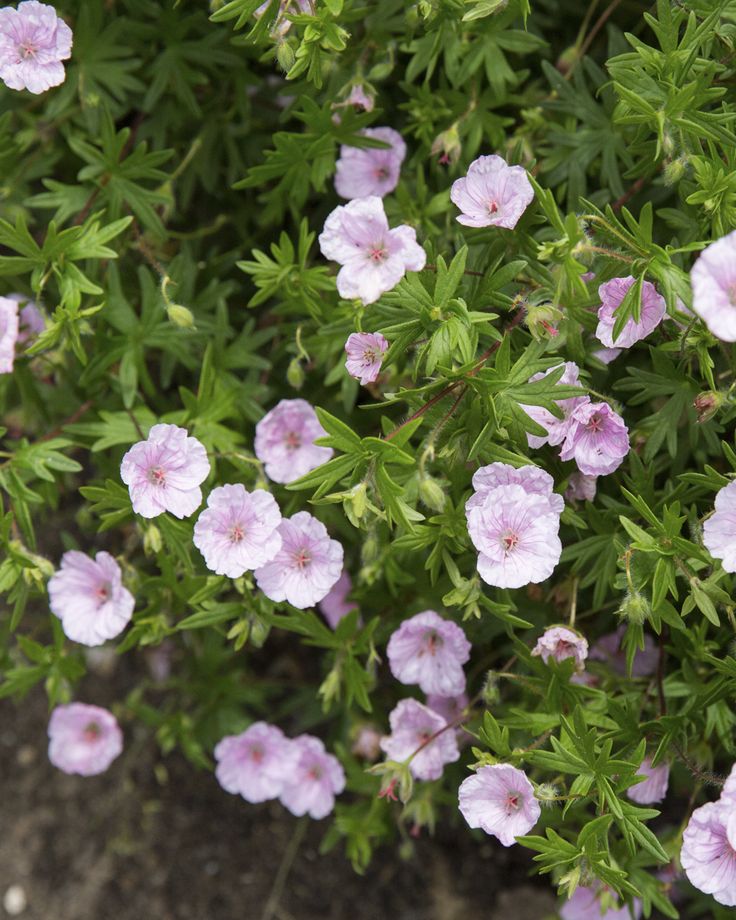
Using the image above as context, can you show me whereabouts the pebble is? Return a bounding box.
[3,885,27,916]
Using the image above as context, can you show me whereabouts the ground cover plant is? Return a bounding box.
[1,0,736,916]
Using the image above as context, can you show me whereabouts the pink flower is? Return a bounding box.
[254,510,343,609]
[386,610,471,696]
[560,885,642,920]
[703,480,736,573]
[560,401,629,476]
[7,292,45,344]
[318,569,357,629]
[335,127,406,200]
[0,1,72,94]
[450,155,534,229]
[595,277,666,349]
[279,734,346,819]
[532,626,588,671]
[120,423,210,519]
[681,800,736,906]
[254,398,333,485]
[214,722,297,803]
[426,691,468,725]
[566,472,597,502]
[458,764,541,846]
[0,295,19,373]
[345,83,374,112]
[48,703,122,776]
[592,346,622,365]
[627,756,669,804]
[520,362,586,449]
[466,484,562,589]
[319,196,426,305]
[48,551,134,647]
[465,462,564,517]
[379,698,459,781]
[193,485,282,577]
[691,230,736,341]
[589,626,657,677]
[351,725,382,760]
[344,331,389,384]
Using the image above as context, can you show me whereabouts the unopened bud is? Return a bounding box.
[276,40,296,73]
[535,783,560,806]
[286,357,305,390]
[430,124,461,166]
[419,476,446,511]
[663,156,687,185]
[693,390,724,423]
[143,523,162,556]
[618,591,650,625]
[481,670,500,706]
[167,303,195,328]
[525,303,563,341]
[361,534,379,564]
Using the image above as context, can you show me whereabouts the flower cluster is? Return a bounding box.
[465,462,563,588]
[215,722,345,820]
[522,362,630,477]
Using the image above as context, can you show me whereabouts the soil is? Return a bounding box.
[0,679,558,920]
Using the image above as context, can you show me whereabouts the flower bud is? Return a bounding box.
[143,523,162,556]
[419,476,446,512]
[430,124,461,166]
[525,302,563,341]
[276,40,296,73]
[618,591,650,625]
[166,303,195,329]
[693,390,724,423]
[286,357,305,390]
[535,783,560,807]
[663,156,687,185]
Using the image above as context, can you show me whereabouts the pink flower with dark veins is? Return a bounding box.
[48,550,135,647]
[465,462,564,517]
[627,756,669,805]
[519,362,587,449]
[254,511,343,609]
[335,127,406,200]
[120,424,210,519]
[595,276,666,349]
[319,196,426,305]
[458,764,541,846]
[466,484,562,589]
[380,698,459,781]
[387,610,471,696]
[681,799,736,907]
[48,703,123,776]
[0,1,72,94]
[450,155,534,229]
[193,484,283,577]
[531,626,588,671]
[254,398,333,485]
[560,401,629,476]
[344,331,389,385]
[214,722,298,803]
[279,734,346,820]
[691,230,736,341]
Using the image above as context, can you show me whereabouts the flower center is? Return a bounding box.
[95,582,112,604]
[148,465,167,486]
[505,791,522,814]
[362,347,378,365]
[83,721,101,742]
[424,630,444,655]
[284,430,302,451]
[367,244,388,263]
[308,766,323,781]
[487,200,499,215]
[374,166,390,182]
[555,639,574,655]
[293,547,312,570]
[418,730,432,744]
[19,41,37,59]
[249,744,264,764]
[228,523,245,544]
[586,413,603,433]
[500,530,519,553]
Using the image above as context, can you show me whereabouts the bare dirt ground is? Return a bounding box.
[0,683,558,920]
